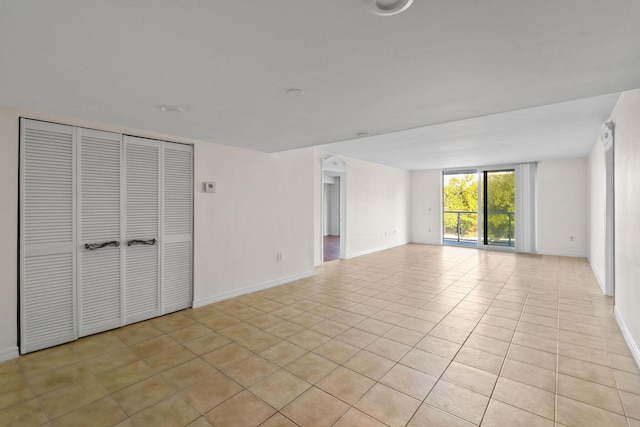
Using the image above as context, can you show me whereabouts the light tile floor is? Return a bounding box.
[2,244,640,426]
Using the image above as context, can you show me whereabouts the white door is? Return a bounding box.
[77,128,123,336]
[123,136,161,324]
[162,142,193,313]
[20,120,77,353]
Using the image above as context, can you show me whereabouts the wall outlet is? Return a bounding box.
[203,182,216,193]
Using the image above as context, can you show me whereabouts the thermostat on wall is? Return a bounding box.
[203,182,216,193]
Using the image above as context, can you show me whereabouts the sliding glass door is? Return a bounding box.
[482,170,515,247]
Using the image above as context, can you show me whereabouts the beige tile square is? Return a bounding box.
[201,343,253,369]
[613,369,640,394]
[222,355,279,388]
[68,333,126,361]
[113,323,163,346]
[380,363,437,400]
[333,408,387,427]
[218,322,260,340]
[187,416,214,427]
[168,324,213,343]
[425,380,489,425]
[481,314,518,330]
[96,360,155,393]
[344,350,395,381]
[131,335,179,359]
[83,348,139,375]
[0,398,48,427]
[482,399,553,426]
[180,373,242,414]
[507,343,556,371]
[111,376,174,416]
[558,356,616,387]
[429,324,471,344]
[0,361,23,387]
[620,390,640,420]
[50,396,127,427]
[454,346,504,375]
[153,314,199,333]
[492,377,555,420]
[265,321,306,339]
[236,331,281,353]
[246,313,284,329]
[501,359,555,392]
[260,341,307,367]
[161,358,218,390]
[259,413,297,426]
[336,328,378,348]
[415,335,461,359]
[282,387,349,426]
[249,369,311,410]
[558,341,609,366]
[313,339,360,364]
[365,337,411,362]
[27,362,92,395]
[201,313,242,331]
[229,306,265,321]
[287,329,331,350]
[144,345,196,372]
[332,310,367,326]
[285,352,338,383]
[289,312,324,328]
[400,348,450,377]
[39,376,108,419]
[557,373,624,414]
[556,395,627,427]
[310,319,351,337]
[473,323,514,342]
[464,333,510,357]
[382,326,424,346]
[407,403,475,427]
[441,361,497,396]
[182,333,231,355]
[512,331,557,354]
[317,366,375,405]
[130,395,199,427]
[355,383,421,426]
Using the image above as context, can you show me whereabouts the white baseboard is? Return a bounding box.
[589,259,607,295]
[193,270,314,308]
[537,250,588,258]
[614,306,640,369]
[0,346,19,362]
[344,241,408,260]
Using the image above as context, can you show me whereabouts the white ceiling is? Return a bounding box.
[1,1,639,170]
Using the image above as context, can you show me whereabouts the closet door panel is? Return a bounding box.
[124,136,160,324]
[78,129,122,336]
[20,119,77,353]
[162,143,193,313]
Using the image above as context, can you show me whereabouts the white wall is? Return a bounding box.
[313,150,410,265]
[410,169,443,245]
[0,106,315,361]
[588,139,607,291]
[610,89,640,364]
[536,158,589,257]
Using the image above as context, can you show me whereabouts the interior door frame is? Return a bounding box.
[321,156,347,263]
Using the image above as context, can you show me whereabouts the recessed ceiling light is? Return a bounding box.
[286,88,305,97]
[357,132,370,137]
[156,105,187,113]
[364,0,414,16]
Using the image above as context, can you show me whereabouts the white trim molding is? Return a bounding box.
[192,271,314,308]
[345,241,408,260]
[0,346,19,362]
[615,306,640,369]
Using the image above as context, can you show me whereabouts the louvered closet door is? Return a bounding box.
[78,129,122,336]
[20,119,77,353]
[162,142,193,313]
[124,136,161,324]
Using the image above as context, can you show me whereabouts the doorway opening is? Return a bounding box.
[322,156,346,263]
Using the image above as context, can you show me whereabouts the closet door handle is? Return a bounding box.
[85,241,120,250]
[127,238,157,247]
